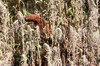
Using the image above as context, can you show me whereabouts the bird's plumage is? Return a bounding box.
[25,14,52,37]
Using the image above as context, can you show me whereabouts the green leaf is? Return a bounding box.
[23,12,31,16]
[66,7,75,16]
[36,44,42,49]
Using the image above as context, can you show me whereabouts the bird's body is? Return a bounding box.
[25,14,42,26]
[25,14,51,37]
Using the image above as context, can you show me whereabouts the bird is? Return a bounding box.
[25,14,52,38]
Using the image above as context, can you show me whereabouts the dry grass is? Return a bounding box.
[0,0,99,66]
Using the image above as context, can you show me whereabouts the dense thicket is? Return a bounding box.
[0,0,99,66]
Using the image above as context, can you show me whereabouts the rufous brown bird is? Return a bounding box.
[25,14,52,37]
